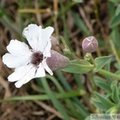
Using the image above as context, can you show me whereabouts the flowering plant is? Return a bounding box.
[2,24,69,88]
[1,1,120,120]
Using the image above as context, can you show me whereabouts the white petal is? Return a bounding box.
[43,40,51,57]
[40,26,54,53]
[23,24,54,53]
[7,40,31,56]
[8,64,34,82]
[42,27,54,39]
[15,79,24,88]
[23,24,42,51]
[2,53,30,68]
[42,59,53,75]
[35,64,46,77]
[15,66,36,88]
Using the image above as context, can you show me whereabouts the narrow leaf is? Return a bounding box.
[111,81,120,103]
[95,92,115,109]
[94,76,111,92]
[115,4,120,16]
[71,11,90,35]
[94,55,114,72]
[0,89,85,102]
[62,60,93,74]
[110,14,120,28]
[108,0,120,3]
[91,98,109,111]
[41,78,70,120]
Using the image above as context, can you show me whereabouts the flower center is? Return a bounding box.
[31,52,43,66]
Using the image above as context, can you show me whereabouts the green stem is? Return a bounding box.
[98,69,120,80]
[84,53,96,66]
[0,89,85,102]
[41,78,70,120]
[86,53,120,81]
[110,40,120,64]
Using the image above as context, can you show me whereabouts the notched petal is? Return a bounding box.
[2,53,30,68]
[35,64,46,77]
[6,39,31,56]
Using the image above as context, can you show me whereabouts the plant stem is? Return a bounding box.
[87,53,120,81]
[98,69,120,80]
[110,40,120,64]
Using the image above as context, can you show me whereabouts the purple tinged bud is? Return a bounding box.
[82,36,98,53]
[50,36,59,46]
[47,50,70,71]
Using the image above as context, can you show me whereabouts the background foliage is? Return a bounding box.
[0,0,120,120]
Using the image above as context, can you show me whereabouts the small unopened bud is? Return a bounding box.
[84,53,91,62]
[50,36,59,46]
[82,36,98,53]
[47,50,70,71]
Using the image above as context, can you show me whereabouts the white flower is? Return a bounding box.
[2,24,54,88]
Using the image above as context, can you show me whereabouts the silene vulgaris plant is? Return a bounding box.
[2,24,69,88]
[2,24,120,119]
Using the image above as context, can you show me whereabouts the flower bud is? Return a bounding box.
[82,36,98,53]
[50,36,59,46]
[47,50,70,71]
[84,53,91,62]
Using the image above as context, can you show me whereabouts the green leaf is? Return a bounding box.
[55,71,89,118]
[0,89,85,102]
[91,92,115,111]
[72,0,83,3]
[94,55,113,72]
[108,0,120,3]
[106,105,118,114]
[110,14,120,28]
[46,75,85,120]
[114,63,120,69]
[0,6,6,18]
[115,4,120,16]
[111,81,120,103]
[95,92,115,108]
[41,78,70,120]
[110,27,120,53]
[91,98,109,111]
[94,76,111,92]
[62,60,93,74]
[71,11,90,35]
